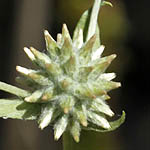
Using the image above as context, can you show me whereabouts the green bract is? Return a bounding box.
[0,0,125,143]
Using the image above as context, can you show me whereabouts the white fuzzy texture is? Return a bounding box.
[39,111,53,129]
[54,116,68,140]
[78,29,83,49]
[44,30,50,37]
[99,73,116,81]
[57,33,62,46]
[24,47,35,61]
[87,111,110,129]
[74,29,83,49]
[16,66,31,75]
[94,98,114,117]
[30,47,51,64]
[91,45,105,61]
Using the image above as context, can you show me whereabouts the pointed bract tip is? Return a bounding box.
[39,115,52,130]
[24,47,30,52]
[74,135,80,143]
[16,66,21,71]
[81,121,88,127]
[54,131,62,141]
[107,54,117,64]
[41,95,48,101]
[105,95,111,100]
[29,47,37,57]
[116,82,121,88]
[63,23,67,29]
[104,122,111,129]
[24,47,35,60]
[100,45,105,51]
[44,30,50,36]
[62,24,70,34]
[92,45,105,60]
[64,108,69,114]
[57,33,62,39]
[24,96,31,102]
[30,46,35,52]
[110,111,115,117]
[111,54,117,59]
[16,66,29,75]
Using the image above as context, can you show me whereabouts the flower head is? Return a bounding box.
[0,0,125,143]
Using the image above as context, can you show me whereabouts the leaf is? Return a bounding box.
[84,111,126,132]
[101,1,113,7]
[0,81,30,97]
[73,1,101,49]
[0,99,41,120]
[86,0,101,42]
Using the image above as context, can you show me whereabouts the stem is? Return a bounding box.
[63,130,116,150]
[86,0,101,42]
[63,131,74,150]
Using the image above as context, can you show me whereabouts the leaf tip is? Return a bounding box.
[101,1,113,7]
[44,30,50,36]
[24,47,35,61]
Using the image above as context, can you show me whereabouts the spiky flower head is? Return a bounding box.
[0,0,125,143]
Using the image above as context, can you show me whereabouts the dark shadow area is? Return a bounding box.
[122,0,150,150]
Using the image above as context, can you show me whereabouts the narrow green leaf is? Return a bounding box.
[0,99,41,120]
[73,5,101,49]
[0,81,30,97]
[73,9,91,42]
[84,111,126,132]
[86,0,101,42]
[93,24,101,51]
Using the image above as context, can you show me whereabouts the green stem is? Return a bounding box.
[86,0,101,42]
[63,130,111,150]
[63,131,74,150]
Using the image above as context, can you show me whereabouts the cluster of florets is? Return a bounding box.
[16,24,121,142]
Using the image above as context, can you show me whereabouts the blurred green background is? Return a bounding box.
[0,0,149,150]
